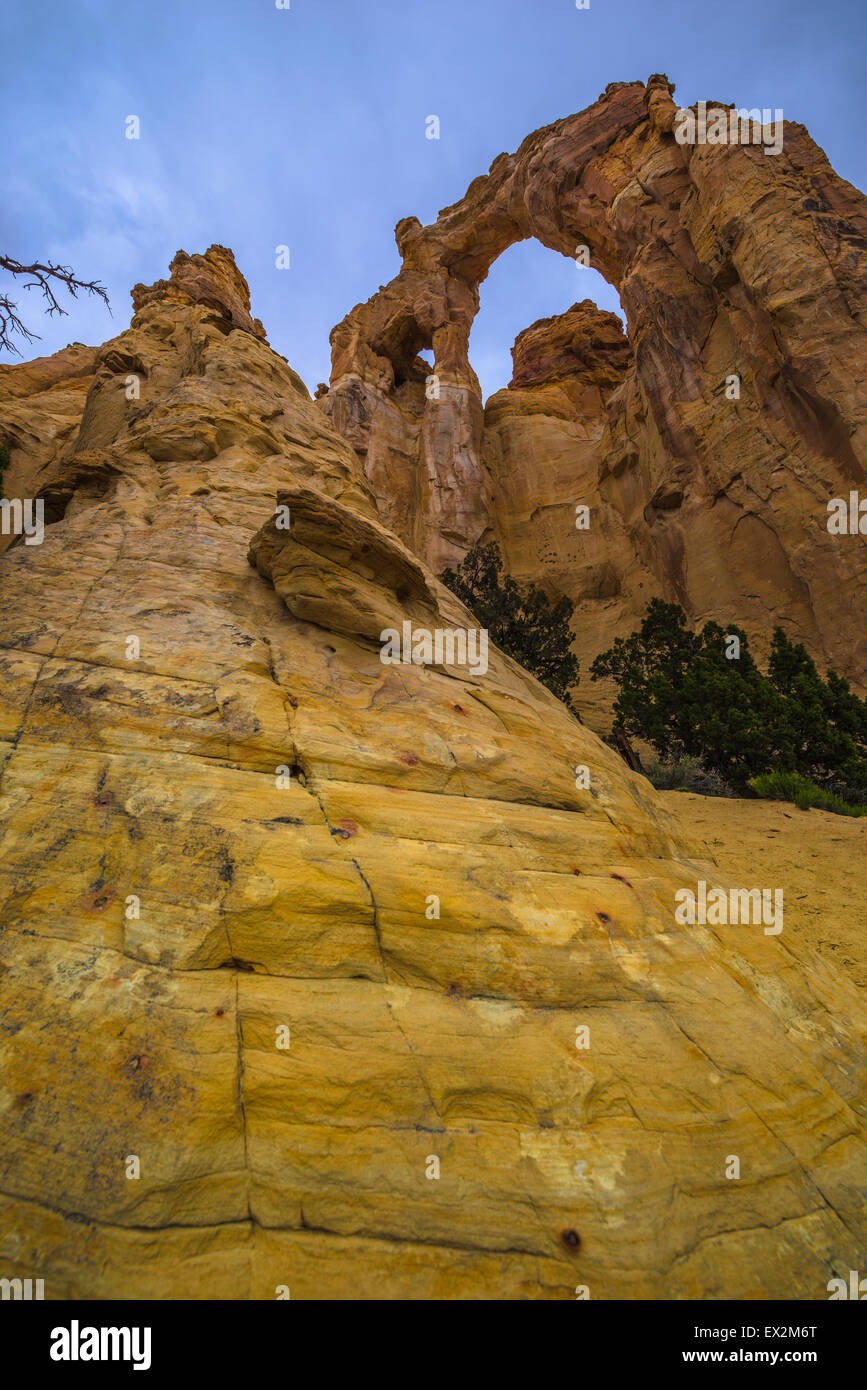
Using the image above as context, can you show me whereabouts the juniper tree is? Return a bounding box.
[591,600,866,794]
[441,542,580,711]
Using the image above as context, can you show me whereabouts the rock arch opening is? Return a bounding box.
[468,240,625,404]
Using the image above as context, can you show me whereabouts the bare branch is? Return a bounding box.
[0,254,111,355]
[0,294,37,357]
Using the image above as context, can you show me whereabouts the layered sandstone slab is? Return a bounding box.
[0,247,865,1300]
[322,75,867,693]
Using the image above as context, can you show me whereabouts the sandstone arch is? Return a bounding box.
[327,77,669,388]
[321,74,867,692]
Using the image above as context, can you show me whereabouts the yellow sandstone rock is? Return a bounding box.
[0,225,864,1300]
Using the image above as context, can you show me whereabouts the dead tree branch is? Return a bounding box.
[0,254,110,356]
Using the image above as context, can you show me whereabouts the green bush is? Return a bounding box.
[750,771,866,817]
[440,542,580,711]
[591,599,867,793]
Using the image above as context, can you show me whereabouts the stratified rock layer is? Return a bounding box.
[0,245,865,1299]
[322,75,867,692]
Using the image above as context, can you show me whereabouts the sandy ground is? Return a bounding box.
[660,790,867,990]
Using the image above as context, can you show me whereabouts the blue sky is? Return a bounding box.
[3,0,865,400]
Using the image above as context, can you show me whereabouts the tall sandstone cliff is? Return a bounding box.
[0,87,866,1299]
[321,75,867,714]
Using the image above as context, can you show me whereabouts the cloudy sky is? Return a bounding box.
[3,0,865,400]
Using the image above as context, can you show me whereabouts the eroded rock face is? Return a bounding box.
[0,245,865,1299]
[130,245,268,341]
[508,300,631,391]
[0,342,100,552]
[322,75,867,692]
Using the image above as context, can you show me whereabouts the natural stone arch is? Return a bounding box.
[319,74,705,574]
[327,76,667,393]
[320,73,867,686]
